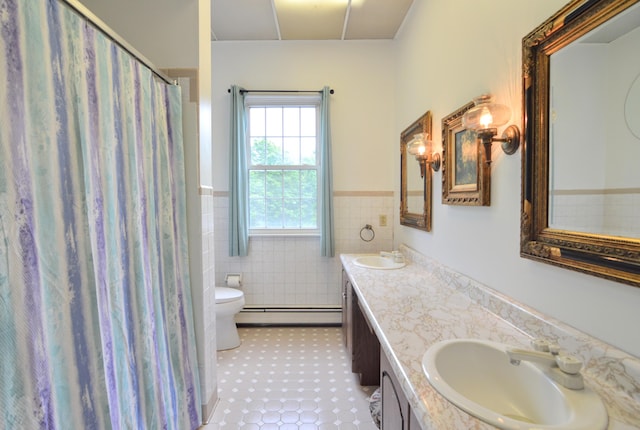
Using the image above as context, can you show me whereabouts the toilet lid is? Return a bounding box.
[215,287,243,304]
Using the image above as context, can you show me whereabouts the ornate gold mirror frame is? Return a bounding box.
[521,0,640,287]
[400,111,433,231]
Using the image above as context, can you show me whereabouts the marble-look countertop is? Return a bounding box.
[341,246,640,430]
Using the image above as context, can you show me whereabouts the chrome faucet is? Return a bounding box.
[380,250,404,263]
[506,339,584,390]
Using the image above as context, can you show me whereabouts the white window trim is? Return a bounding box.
[245,94,322,235]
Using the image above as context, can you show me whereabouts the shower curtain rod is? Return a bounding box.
[227,88,335,94]
[61,0,175,86]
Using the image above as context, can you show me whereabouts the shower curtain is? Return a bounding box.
[0,0,201,429]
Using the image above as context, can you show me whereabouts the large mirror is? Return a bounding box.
[400,111,433,231]
[521,0,640,287]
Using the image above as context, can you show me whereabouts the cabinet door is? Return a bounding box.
[352,292,380,385]
[381,350,409,430]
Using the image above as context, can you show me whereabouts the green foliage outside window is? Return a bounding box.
[249,138,318,230]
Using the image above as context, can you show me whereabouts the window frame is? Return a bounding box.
[245,94,322,236]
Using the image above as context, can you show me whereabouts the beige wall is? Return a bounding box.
[211,41,398,312]
[77,0,198,68]
[211,40,397,193]
[394,0,640,357]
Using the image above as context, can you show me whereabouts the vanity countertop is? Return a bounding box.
[340,248,640,430]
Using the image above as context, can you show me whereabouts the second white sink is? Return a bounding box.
[422,339,607,430]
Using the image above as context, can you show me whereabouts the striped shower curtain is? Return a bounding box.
[0,0,201,429]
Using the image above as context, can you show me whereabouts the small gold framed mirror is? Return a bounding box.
[400,111,437,231]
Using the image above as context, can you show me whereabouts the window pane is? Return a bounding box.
[300,137,316,165]
[249,198,266,229]
[250,138,267,165]
[249,170,266,199]
[300,171,317,199]
[264,138,283,165]
[282,170,300,199]
[283,199,300,228]
[265,171,283,199]
[283,107,300,136]
[300,107,316,136]
[300,198,317,228]
[266,107,282,136]
[249,107,265,136]
[266,198,283,228]
[283,137,300,165]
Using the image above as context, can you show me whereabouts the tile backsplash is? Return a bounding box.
[550,190,640,237]
[213,191,394,307]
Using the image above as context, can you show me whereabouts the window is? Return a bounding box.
[245,95,321,234]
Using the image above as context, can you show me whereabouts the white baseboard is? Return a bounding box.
[236,306,342,325]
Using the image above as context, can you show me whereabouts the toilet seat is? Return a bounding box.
[215,287,243,304]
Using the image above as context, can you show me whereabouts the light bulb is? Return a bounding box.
[479,108,493,129]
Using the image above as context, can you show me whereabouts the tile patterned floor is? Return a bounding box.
[203,327,379,430]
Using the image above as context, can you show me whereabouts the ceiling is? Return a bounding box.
[211,0,415,41]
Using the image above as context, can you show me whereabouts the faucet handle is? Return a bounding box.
[548,343,561,356]
[531,338,550,352]
[391,250,404,263]
[556,355,583,374]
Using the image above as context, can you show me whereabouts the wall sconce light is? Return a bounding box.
[407,132,441,177]
[462,94,520,164]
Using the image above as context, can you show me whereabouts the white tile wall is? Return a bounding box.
[550,191,640,237]
[213,192,394,307]
[200,192,217,417]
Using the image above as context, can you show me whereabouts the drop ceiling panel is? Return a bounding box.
[344,0,413,39]
[212,0,279,41]
[210,0,415,41]
[274,0,348,40]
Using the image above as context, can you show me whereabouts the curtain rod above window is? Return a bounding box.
[227,88,335,94]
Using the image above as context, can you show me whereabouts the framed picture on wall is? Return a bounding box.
[442,101,490,206]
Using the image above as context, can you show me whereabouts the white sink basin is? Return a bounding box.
[353,256,405,270]
[422,339,607,430]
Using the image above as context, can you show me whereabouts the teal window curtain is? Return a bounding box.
[320,86,335,257]
[230,85,333,257]
[229,85,249,256]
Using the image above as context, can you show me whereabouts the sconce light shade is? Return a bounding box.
[407,133,428,156]
[462,95,511,131]
[461,94,520,164]
[406,133,441,175]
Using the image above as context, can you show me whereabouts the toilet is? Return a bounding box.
[215,286,245,350]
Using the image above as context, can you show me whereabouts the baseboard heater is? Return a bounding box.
[236,305,342,325]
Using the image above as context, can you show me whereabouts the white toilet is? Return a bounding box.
[215,286,245,350]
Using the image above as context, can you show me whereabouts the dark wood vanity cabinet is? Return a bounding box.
[342,266,418,428]
[380,350,420,430]
[342,268,380,386]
